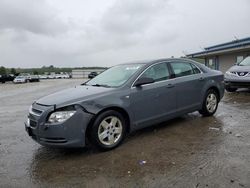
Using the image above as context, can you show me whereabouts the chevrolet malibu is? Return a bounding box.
[25,58,224,150]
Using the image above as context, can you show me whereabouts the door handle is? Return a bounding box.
[199,77,204,81]
[166,83,175,88]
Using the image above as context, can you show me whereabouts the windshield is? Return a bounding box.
[238,56,250,66]
[16,76,24,79]
[86,64,144,87]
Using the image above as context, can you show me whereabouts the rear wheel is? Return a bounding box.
[90,110,126,151]
[199,89,219,116]
[225,86,237,92]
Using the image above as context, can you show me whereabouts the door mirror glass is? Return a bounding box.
[134,77,154,87]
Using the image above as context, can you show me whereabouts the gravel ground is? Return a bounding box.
[0,79,250,188]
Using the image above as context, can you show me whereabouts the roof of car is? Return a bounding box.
[121,58,196,66]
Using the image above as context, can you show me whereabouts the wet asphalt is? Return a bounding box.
[0,79,249,188]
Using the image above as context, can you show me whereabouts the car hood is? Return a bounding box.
[228,65,250,72]
[36,85,114,107]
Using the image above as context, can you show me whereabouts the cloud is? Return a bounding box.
[102,0,168,34]
[80,0,178,54]
[0,0,67,35]
[0,0,249,68]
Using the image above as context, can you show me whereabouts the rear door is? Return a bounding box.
[130,62,177,128]
[169,61,204,112]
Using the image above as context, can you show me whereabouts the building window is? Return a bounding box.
[236,56,244,63]
[208,58,216,69]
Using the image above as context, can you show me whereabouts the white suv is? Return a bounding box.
[224,56,250,92]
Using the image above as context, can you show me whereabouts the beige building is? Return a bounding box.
[187,37,250,72]
[72,69,106,79]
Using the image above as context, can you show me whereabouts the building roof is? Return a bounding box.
[187,37,250,58]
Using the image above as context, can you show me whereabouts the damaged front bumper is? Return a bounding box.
[25,103,94,148]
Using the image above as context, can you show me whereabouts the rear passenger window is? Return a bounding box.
[170,62,200,78]
[190,63,201,74]
[141,63,170,82]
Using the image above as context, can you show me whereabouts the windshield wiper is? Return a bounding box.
[90,84,111,88]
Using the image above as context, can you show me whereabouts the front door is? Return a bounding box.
[130,62,176,128]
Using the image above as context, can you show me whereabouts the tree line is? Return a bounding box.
[0,65,107,75]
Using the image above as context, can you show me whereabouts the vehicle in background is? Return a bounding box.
[38,74,70,79]
[55,74,70,79]
[13,76,27,84]
[48,75,56,79]
[25,58,224,150]
[0,75,4,83]
[0,74,15,83]
[29,75,40,82]
[88,72,98,79]
[39,75,48,79]
[224,56,250,92]
[19,73,31,81]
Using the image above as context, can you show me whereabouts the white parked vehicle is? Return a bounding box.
[48,75,56,79]
[224,56,250,92]
[39,75,48,79]
[13,76,27,83]
[19,73,31,81]
[55,74,69,79]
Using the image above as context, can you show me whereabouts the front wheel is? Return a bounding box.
[199,89,219,116]
[90,110,127,151]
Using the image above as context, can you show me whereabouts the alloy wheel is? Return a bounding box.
[206,93,217,113]
[98,116,123,146]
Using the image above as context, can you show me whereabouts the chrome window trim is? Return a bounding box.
[131,61,203,89]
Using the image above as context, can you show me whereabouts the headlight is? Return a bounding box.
[225,71,235,77]
[47,111,76,123]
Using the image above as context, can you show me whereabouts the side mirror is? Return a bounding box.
[134,77,154,87]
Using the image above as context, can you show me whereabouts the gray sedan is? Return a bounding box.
[25,58,224,150]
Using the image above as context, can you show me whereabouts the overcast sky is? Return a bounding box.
[0,0,249,68]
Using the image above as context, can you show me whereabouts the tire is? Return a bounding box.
[225,87,237,92]
[90,110,127,151]
[199,89,219,117]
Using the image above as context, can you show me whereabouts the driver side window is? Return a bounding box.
[141,63,170,82]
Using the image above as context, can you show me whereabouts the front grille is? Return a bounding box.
[237,72,248,77]
[31,108,43,115]
[226,81,250,87]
